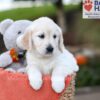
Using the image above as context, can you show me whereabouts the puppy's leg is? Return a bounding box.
[51,66,72,93]
[27,66,43,90]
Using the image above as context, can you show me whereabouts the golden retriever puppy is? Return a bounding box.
[17,17,79,93]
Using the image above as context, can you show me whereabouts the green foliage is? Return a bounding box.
[0,5,56,21]
[0,4,79,21]
[76,57,100,87]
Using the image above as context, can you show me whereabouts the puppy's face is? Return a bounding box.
[32,27,60,57]
[18,17,64,57]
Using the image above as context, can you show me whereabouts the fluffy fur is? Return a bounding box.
[0,19,32,72]
[17,17,79,93]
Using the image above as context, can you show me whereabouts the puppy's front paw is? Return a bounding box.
[51,77,65,93]
[29,77,43,90]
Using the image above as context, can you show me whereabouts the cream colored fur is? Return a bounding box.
[17,17,79,93]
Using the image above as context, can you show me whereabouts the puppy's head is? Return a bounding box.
[17,17,65,57]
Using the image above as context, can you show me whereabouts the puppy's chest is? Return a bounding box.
[27,52,58,75]
[38,59,55,75]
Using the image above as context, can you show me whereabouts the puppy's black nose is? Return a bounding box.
[46,45,53,53]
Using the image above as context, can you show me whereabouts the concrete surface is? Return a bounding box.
[75,87,100,100]
[75,92,100,100]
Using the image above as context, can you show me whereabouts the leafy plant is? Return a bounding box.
[76,57,100,87]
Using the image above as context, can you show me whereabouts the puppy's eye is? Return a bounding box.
[38,34,45,39]
[53,34,57,39]
[18,31,22,34]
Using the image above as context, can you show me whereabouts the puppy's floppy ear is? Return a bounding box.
[17,28,33,51]
[59,32,65,52]
[57,26,65,52]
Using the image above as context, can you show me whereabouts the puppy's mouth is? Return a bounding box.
[45,50,54,57]
[46,52,53,55]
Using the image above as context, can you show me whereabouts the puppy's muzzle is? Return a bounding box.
[46,45,54,54]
